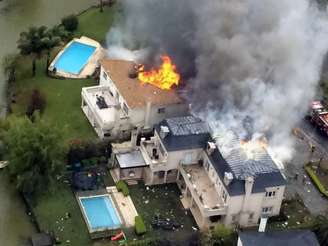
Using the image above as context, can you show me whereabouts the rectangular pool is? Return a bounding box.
[80,195,121,231]
[54,41,96,75]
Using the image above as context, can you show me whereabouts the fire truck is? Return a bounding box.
[309,101,328,135]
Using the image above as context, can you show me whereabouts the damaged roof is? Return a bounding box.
[100,59,183,109]
[156,116,286,196]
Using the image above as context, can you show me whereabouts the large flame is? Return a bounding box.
[137,55,180,90]
[240,137,268,159]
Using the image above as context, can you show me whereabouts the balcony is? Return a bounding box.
[140,138,168,170]
[81,85,128,130]
[179,163,227,217]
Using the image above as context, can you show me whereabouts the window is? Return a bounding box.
[123,103,129,115]
[231,215,237,223]
[222,190,227,203]
[103,71,108,80]
[158,107,166,114]
[262,207,273,213]
[248,213,254,222]
[204,160,209,172]
[265,190,276,197]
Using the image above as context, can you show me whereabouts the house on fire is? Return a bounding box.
[81,59,188,139]
[110,115,286,229]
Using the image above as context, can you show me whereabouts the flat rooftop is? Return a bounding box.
[100,59,183,109]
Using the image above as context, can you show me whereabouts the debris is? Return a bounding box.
[146,186,150,190]
[144,200,149,204]
[192,226,198,231]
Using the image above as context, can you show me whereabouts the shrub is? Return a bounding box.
[135,216,146,235]
[116,180,129,196]
[305,165,328,197]
[61,15,78,32]
[26,89,46,118]
[81,159,91,167]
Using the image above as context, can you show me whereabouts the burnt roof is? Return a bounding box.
[239,230,320,246]
[100,59,183,109]
[156,116,286,196]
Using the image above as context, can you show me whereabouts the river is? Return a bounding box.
[0,0,95,244]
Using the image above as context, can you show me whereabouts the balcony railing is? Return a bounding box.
[140,140,168,170]
[179,164,227,217]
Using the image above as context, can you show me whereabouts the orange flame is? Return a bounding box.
[137,55,180,90]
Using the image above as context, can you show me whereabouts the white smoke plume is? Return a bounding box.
[106,0,328,162]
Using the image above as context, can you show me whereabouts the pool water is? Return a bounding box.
[54,41,96,75]
[80,196,121,230]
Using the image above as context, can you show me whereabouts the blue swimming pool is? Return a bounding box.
[54,41,96,75]
[80,195,121,231]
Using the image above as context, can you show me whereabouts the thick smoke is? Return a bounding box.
[107,0,328,161]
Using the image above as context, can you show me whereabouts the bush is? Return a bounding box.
[26,89,46,118]
[305,165,328,197]
[135,216,146,235]
[61,15,79,32]
[116,180,129,196]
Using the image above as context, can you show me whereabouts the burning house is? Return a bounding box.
[81,57,188,139]
[110,115,286,229]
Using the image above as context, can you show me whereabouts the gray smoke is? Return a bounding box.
[106,0,328,161]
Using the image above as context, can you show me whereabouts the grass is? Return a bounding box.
[33,182,93,245]
[128,183,197,244]
[10,5,120,143]
[76,6,120,44]
[268,197,315,230]
[305,164,328,198]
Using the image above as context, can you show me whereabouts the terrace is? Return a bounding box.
[81,85,129,137]
[140,137,168,170]
[178,163,227,217]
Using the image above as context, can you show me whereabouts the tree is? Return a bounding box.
[26,89,46,118]
[17,26,48,76]
[2,54,18,83]
[44,29,61,72]
[100,0,104,12]
[61,15,79,32]
[314,215,328,245]
[2,115,66,198]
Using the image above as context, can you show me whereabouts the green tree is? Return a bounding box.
[3,115,66,198]
[17,26,48,76]
[2,53,18,83]
[44,29,61,72]
[61,15,79,32]
[100,0,104,12]
[204,224,237,246]
[314,215,328,245]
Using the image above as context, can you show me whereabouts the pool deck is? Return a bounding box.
[76,187,138,237]
[49,36,105,79]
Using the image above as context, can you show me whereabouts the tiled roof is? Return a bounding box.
[155,116,211,151]
[239,230,320,246]
[100,59,183,109]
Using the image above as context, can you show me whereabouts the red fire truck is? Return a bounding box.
[309,101,328,135]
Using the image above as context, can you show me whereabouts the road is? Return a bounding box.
[283,119,328,215]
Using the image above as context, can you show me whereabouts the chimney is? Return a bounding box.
[245,176,254,196]
[224,172,233,186]
[207,142,216,155]
[159,126,170,139]
[130,127,139,149]
[144,101,152,128]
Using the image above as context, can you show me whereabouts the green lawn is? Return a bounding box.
[33,182,93,246]
[76,6,119,44]
[10,5,120,143]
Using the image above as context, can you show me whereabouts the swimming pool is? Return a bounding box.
[54,41,96,75]
[80,195,121,231]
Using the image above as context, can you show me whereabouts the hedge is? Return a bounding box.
[116,180,129,196]
[135,216,146,235]
[305,165,328,198]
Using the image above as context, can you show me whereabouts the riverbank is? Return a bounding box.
[5,5,119,246]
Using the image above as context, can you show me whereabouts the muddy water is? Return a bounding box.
[0,0,95,244]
